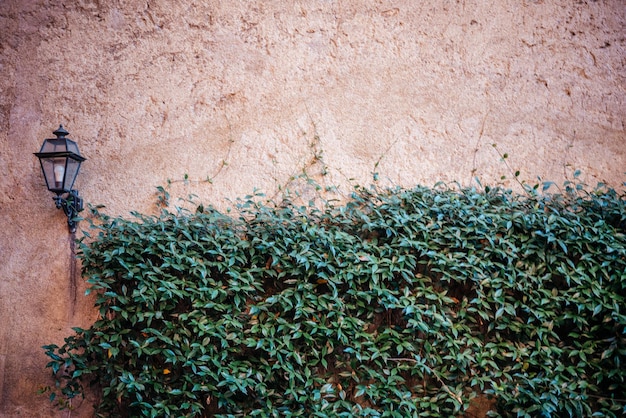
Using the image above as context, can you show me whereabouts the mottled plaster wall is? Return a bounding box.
[0,1,624,416]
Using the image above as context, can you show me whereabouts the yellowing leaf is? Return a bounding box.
[163,369,171,375]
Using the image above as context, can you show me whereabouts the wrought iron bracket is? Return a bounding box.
[53,190,84,233]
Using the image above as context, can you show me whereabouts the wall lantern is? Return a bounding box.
[34,125,86,233]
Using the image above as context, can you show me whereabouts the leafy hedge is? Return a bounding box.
[44,181,626,417]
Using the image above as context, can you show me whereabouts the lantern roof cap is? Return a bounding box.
[53,124,69,138]
[34,125,86,162]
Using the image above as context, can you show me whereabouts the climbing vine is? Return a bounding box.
[43,178,626,417]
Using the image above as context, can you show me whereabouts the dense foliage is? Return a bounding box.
[43,180,626,417]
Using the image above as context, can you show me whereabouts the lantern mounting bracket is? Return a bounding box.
[53,190,84,233]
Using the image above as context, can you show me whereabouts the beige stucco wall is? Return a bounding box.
[0,1,624,416]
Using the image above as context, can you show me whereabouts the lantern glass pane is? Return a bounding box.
[63,157,82,191]
[66,140,80,155]
[39,157,70,193]
[39,157,61,193]
[39,139,64,153]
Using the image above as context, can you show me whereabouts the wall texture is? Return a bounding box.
[0,0,624,416]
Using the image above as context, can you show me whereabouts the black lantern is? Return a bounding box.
[34,125,86,232]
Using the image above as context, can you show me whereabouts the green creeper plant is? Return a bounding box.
[43,179,626,417]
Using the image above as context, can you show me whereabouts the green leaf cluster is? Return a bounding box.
[43,181,626,417]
